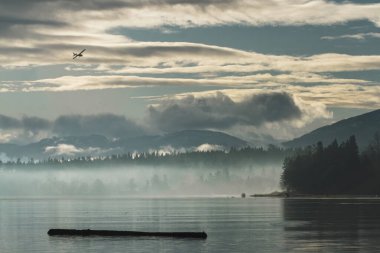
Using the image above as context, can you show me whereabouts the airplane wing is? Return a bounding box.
[72,49,85,59]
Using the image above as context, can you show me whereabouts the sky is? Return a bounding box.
[0,0,379,144]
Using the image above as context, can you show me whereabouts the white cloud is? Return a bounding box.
[45,144,83,156]
[0,52,376,88]
[148,143,225,155]
[195,143,225,152]
[0,133,15,143]
[7,0,380,31]
[2,41,380,74]
[1,0,380,73]
[321,32,380,41]
[149,145,187,156]
[0,0,379,121]
[44,144,101,156]
[165,85,380,109]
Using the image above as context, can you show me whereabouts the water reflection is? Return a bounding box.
[282,198,380,252]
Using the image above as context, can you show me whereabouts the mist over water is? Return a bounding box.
[0,164,282,197]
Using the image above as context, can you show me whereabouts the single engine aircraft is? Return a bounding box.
[73,49,86,59]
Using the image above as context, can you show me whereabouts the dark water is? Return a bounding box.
[1,198,380,252]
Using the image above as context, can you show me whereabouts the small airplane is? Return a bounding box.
[73,49,86,59]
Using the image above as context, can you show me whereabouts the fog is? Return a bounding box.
[0,164,282,197]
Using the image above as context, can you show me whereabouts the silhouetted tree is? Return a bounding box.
[281,135,380,195]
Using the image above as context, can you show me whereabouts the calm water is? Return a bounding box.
[1,197,380,252]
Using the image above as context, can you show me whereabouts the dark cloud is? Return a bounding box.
[52,114,145,138]
[0,115,50,132]
[0,0,233,12]
[118,44,241,57]
[0,42,241,66]
[0,0,235,39]
[0,113,145,139]
[148,92,302,131]
[37,43,240,58]
[0,16,66,26]
[0,0,133,11]
[0,93,303,143]
[0,115,21,129]
[62,42,240,57]
[0,46,45,54]
[22,116,51,133]
[0,12,67,36]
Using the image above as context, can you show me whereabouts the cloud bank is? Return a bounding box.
[0,0,379,112]
[0,91,331,143]
[148,92,330,132]
[0,113,145,144]
[0,115,50,132]
[2,0,380,32]
[44,144,110,157]
[321,32,380,41]
[52,114,144,138]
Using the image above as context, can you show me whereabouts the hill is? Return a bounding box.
[284,109,380,149]
[0,130,248,160]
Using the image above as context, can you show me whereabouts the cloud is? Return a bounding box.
[2,40,380,73]
[147,89,334,140]
[0,16,66,39]
[148,92,306,132]
[285,83,380,109]
[0,90,334,144]
[0,115,20,129]
[0,113,146,143]
[22,116,51,133]
[0,70,372,94]
[1,0,380,71]
[165,84,380,110]
[53,114,145,138]
[22,74,236,92]
[3,0,380,30]
[0,0,379,111]
[321,32,380,41]
[44,144,102,156]
[1,42,379,100]
[0,91,336,143]
[149,145,187,156]
[0,115,50,132]
[148,143,225,155]
[0,133,15,143]
[0,42,248,68]
[45,144,84,156]
[195,143,224,152]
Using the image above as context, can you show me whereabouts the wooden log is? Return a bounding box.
[48,229,207,239]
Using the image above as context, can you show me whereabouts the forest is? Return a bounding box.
[281,133,380,195]
[4,135,380,195]
[0,146,291,196]
[0,145,290,170]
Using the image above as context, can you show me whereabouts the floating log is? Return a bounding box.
[48,229,207,239]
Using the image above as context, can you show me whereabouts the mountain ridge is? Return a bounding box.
[0,130,248,160]
[284,109,380,149]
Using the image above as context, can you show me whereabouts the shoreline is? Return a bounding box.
[251,191,380,199]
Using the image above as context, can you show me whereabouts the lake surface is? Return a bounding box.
[1,197,380,252]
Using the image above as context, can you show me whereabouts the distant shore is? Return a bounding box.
[251,191,380,198]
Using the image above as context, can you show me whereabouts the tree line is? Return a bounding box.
[0,145,290,170]
[281,133,380,195]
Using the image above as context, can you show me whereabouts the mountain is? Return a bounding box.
[116,130,248,150]
[0,135,112,159]
[0,130,248,160]
[284,109,380,149]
